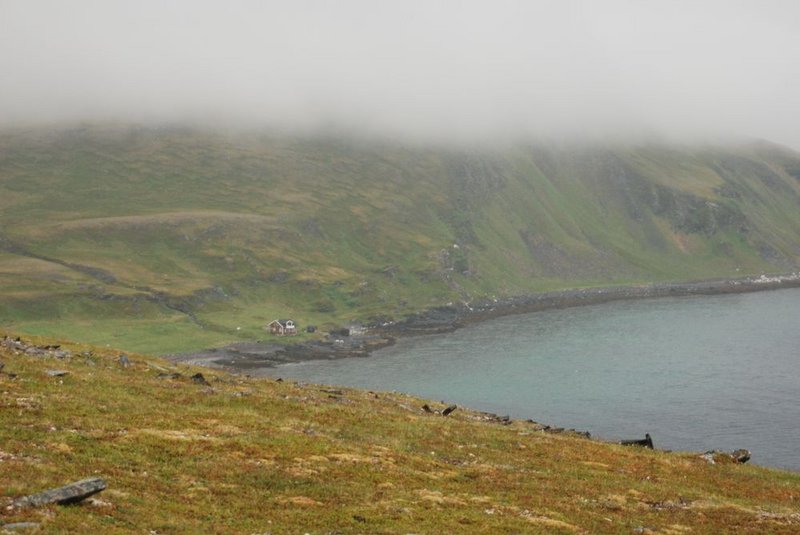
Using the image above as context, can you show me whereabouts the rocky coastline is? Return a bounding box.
[169,272,800,371]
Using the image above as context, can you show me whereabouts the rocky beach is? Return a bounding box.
[169,272,800,372]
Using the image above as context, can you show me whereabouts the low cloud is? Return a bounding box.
[2,0,799,147]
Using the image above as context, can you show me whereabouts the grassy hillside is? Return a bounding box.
[1,125,799,353]
[2,332,800,534]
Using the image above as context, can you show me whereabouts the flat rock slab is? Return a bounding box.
[12,477,107,508]
[157,372,182,379]
[45,370,69,377]
[1,522,41,531]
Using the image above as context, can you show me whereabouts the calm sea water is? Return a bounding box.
[277,288,800,471]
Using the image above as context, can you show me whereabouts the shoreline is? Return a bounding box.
[168,272,800,371]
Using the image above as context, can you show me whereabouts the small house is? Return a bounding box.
[347,323,366,336]
[267,319,297,336]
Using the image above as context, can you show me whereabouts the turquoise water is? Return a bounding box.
[277,288,800,470]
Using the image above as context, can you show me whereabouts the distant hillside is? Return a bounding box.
[1,125,799,353]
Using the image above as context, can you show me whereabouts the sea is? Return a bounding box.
[275,288,800,471]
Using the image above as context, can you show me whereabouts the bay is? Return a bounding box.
[277,288,800,470]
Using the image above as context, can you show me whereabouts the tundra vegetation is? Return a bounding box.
[2,332,800,534]
[1,125,799,354]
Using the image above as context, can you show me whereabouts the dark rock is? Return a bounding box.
[173,334,394,369]
[442,404,457,416]
[620,433,654,449]
[12,477,107,508]
[731,449,751,463]
[479,412,512,424]
[118,355,131,368]
[484,413,512,429]
[702,449,751,464]
[421,404,433,413]
[191,372,210,385]
[306,325,317,333]
[45,370,69,377]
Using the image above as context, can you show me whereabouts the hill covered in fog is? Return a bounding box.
[1,125,799,353]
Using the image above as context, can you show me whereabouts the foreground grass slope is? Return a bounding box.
[1,125,799,353]
[2,332,799,534]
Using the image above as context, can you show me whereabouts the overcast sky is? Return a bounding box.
[2,0,799,147]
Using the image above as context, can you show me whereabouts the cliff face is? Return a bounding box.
[1,126,799,352]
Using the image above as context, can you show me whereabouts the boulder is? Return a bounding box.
[442,404,457,416]
[620,433,654,449]
[12,477,107,508]
[701,449,751,464]
[731,449,751,463]
[191,372,210,385]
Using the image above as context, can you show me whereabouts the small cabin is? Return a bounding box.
[347,323,366,336]
[267,319,297,336]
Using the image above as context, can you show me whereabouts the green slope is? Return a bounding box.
[1,125,799,353]
[4,331,800,534]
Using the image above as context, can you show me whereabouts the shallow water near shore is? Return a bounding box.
[277,288,800,470]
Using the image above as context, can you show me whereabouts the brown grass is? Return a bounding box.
[1,330,799,534]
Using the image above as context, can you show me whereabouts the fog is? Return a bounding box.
[2,0,799,148]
